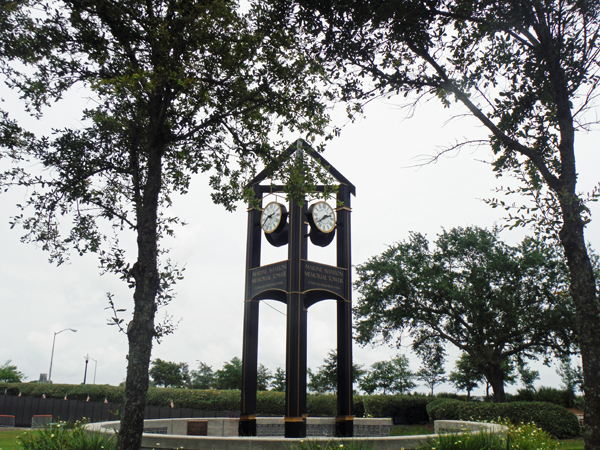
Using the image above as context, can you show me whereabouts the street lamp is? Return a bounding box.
[89,356,98,384]
[82,354,98,384]
[83,354,89,384]
[48,328,77,382]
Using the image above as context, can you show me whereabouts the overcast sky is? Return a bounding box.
[1,75,598,396]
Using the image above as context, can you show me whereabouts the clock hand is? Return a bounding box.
[262,212,275,226]
[317,214,333,224]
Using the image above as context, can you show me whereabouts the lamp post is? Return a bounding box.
[48,328,77,382]
[89,356,98,384]
[83,354,98,384]
[83,354,89,384]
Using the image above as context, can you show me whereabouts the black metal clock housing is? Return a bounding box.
[307,201,336,247]
[261,201,289,247]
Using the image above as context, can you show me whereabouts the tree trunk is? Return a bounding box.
[482,364,506,403]
[559,198,600,450]
[117,147,163,450]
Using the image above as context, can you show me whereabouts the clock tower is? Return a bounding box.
[238,139,356,438]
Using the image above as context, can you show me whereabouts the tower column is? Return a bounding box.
[284,197,308,438]
[336,184,354,437]
[239,188,262,436]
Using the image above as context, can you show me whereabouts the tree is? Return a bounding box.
[482,359,518,398]
[448,353,485,401]
[0,360,25,383]
[271,367,286,392]
[215,357,243,390]
[149,359,190,388]
[359,354,416,395]
[557,355,584,395]
[294,1,600,447]
[415,344,446,396]
[189,362,215,390]
[257,364,273,391]
[308,349,365,393]
[1,2,330,449]
[354,226,575,402]
[308,350,337,393]
[556,355,582,408]
[517,361,540,392]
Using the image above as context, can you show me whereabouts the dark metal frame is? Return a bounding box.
[239,139,356,438]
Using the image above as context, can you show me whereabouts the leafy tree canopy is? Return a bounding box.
[149,359,190,388]
[517,361,540,392]
[354,226,575,402]
[257,364,273,391]
[271,367,286,392]
[214,357,243,390]
[557,354,584,394]
[0,360,25,383]
[448,353,485,400]
[189,362,215,390]
[415,343,446,396]
[308,349,365,393]
[358,354,415,395]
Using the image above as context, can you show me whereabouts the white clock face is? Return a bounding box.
[312,201,335,233]
[261,202,283,233]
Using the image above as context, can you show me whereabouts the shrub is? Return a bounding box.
[307,394,336,416]
[435,392,460,400]
[416,422,560,450]
[513,388,536,402]
[426,397,458,419]
[357,395,432,423]
[18,420,116,450]
[353,397,365,418]
[418,429,504,450]
[511,386,577,408]
[289,439,374,450]
[427,399,580,439]
[535,387,576,408]
[164,388,240,411]
[1,383,433,421]
[0,382,125,403]
[257,391,285,415]
[508,422,561,450]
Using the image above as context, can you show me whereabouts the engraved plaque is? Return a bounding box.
[187,420,208,436]
[301,260,346,299]
[249,261,288,299]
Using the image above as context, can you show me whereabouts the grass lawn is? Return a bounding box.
[560,438,585,450]
[0,429,22,450]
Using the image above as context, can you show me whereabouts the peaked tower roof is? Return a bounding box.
[246,138,356,196]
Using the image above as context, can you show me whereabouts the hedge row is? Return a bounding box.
[8,383,577,436]
[1,382,127,404]
[427,399,581,439]
[509,387,584,410]
[1,383,433,421]
[356,395,432,423]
